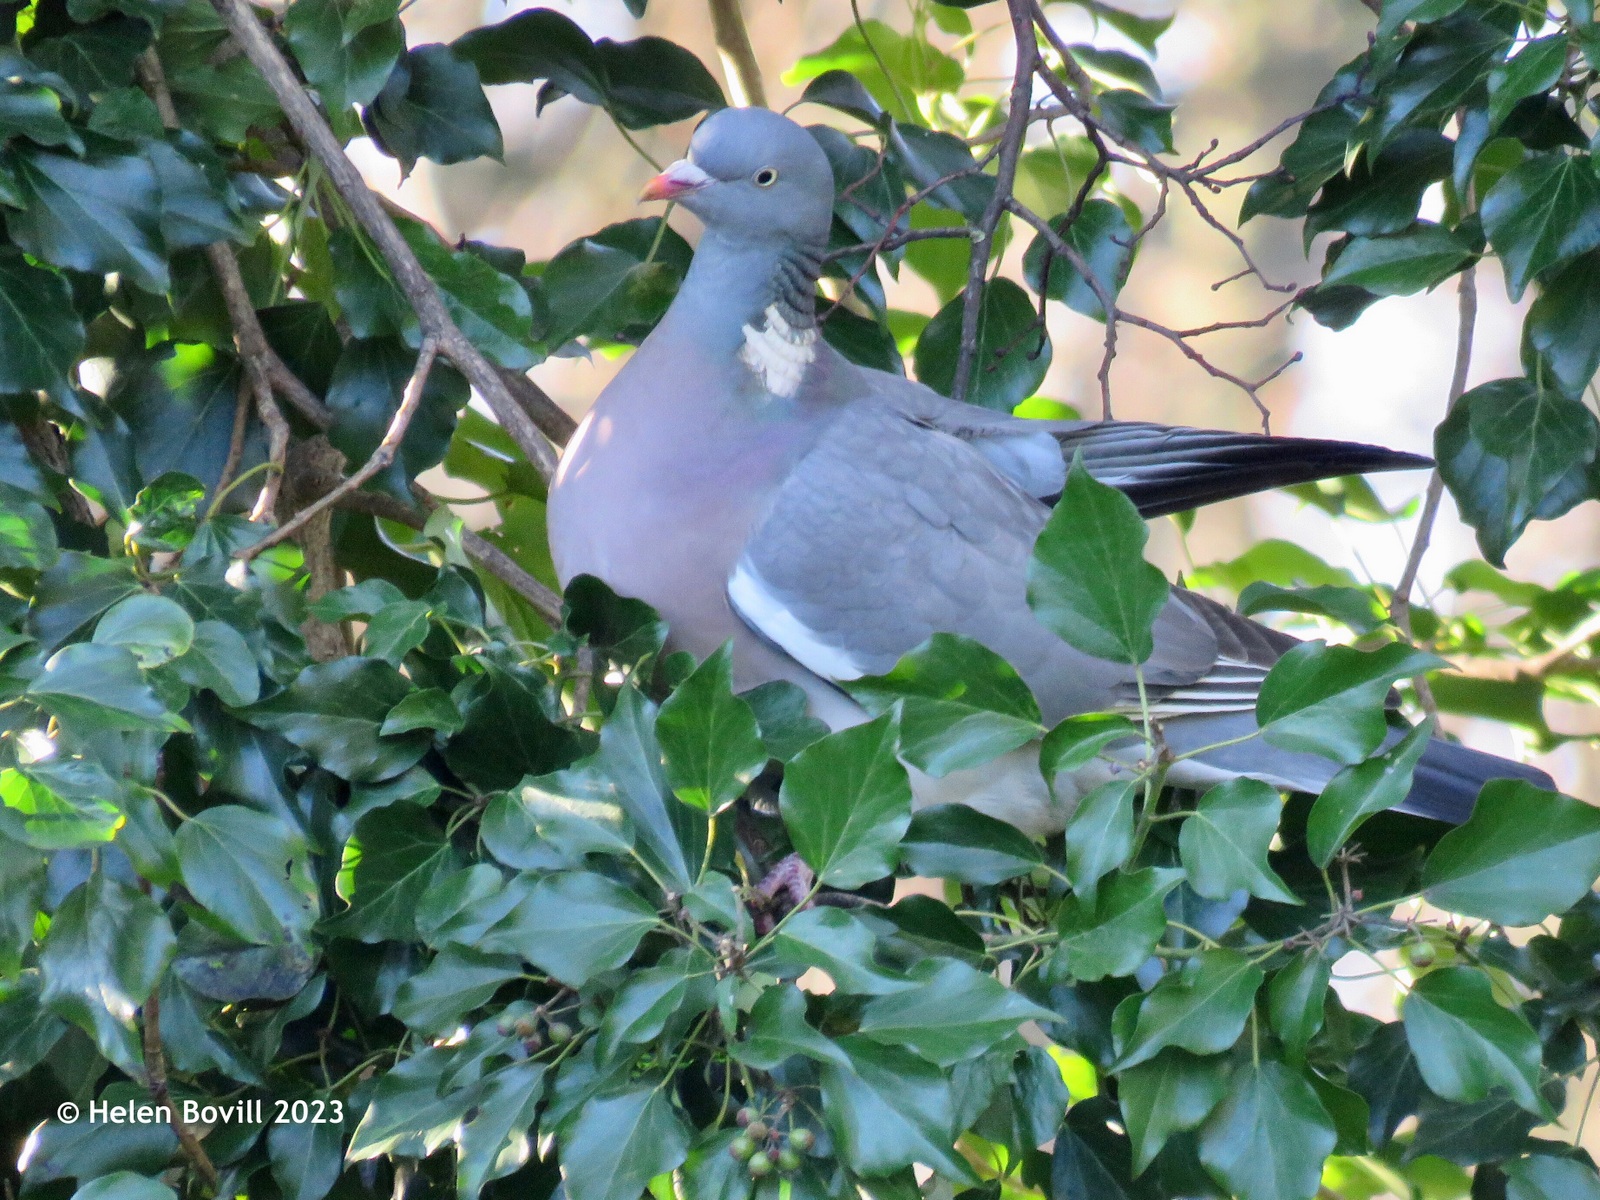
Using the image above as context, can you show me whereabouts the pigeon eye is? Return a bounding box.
[753,167,779,187]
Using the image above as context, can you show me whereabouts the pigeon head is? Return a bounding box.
[642,107,834,248]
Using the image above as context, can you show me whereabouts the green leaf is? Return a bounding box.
[0,488,58,572]
[445,660,588,792]
[25,16,152,96]
[1481,151,1600,301]
[329,801,457,943]
[560,1084,692,1200]
[1305,129,1453,242]
[481,772,633,870]
[0,765,123,850]
[1402,967,1546,1115]
[170,619,260,707]
[479,870,657,987]
[1197,1060,1337,1200]
[40,873,175,1069]
[1096,89,1175,154]
[915,279,1051,412]
[1021,199,1135,323]
[454,8,725,128]
[1256,641,1441,764]
[27,642,187,734]
[757,906,916,995]
[379,688,462,736]
[1040,713,1143,777]
[363,599,432,665]
[1421,779,1599,925]
[1505,1156,1600,1200]
[1178,778,1299,905]
[346,1049,472,1160]
[1116,949,1264,1070]
[241,658,430,782]
[455,1062,546,1198]
[779,713,911,889]
[1376,0,1467,37]
[1029,456,1169,664]
[175,806,318,945]
[858,957,1053,1065]
[71,1172,177,1200]
[1487,34,1566,131]
[0,80,82,151]
[731,983,849,1070]
[284,0,404,111]
[1523,250,1600,399]
[1306,721,1432,866]
[92,594,195,668]
[167,56,282,144]
[1055,866,1183,982]
[324,337,469,493]
[1062,778,1136,904]
[1118,1050,1229,1174]
[537,218,692,348]
[0,249,83,392]
[817,1035,972,1180]
[1267,953,1331,1062]
[596,951,714,1062]
[415,864,519,949]
[267,1107,346,1200]
[783,21,962,119]
[8,147,168,292]
[1435,377,1599,567]
[367,44,503,176]
[1320,223,1474,296]
[655,643,767,813]
[392,945,521,1035]
[846,633,1043,776]
[742,680,829,762]
[1374,18,1511,142]
[899,804,1043,884]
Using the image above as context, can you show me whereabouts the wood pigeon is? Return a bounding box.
[547,106,1552,836]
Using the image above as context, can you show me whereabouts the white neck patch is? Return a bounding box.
[738,304,817,398]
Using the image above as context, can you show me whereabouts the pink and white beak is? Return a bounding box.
[640,159,712,202]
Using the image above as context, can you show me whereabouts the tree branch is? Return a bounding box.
[951,0,1037,404]
[143,991,220,1191]
[208,0,559,482]
[707,0,767,107]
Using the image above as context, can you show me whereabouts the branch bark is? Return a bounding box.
[707,0,767,107]
[208,0,559,482]
[143,991,220,1191]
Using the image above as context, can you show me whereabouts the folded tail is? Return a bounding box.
[1396,738,1556,825]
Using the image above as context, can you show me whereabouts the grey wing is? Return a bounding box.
[727,402,1238,723]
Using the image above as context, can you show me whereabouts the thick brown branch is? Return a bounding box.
[239,339,440,561]
[142,991,220,1190]
[951,0,1037,404]
[208,0,558,481]
[496,367,577,445]
[707,0,767,107]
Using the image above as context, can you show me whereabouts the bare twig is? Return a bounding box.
[209,0,558,481]
[216,379,252,498]
[707,0,767,107]
[951,0,1037,404]
[1390,264,1477,717]
[142,991,220,1190]
[239,339,441,561]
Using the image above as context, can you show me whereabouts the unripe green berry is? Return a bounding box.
[546,1021,574,1044]
[776,1148,801,1173]
[788,1128,815,1152]
[728,1135,755,1161]
[745,1120,769,1142]
[747,1154,773,1178]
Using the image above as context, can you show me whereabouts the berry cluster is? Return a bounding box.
[727,1105,815,1179]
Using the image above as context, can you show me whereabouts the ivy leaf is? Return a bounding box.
[170,620,259,708]
[1480,151,1600,301]
[0,80,82,151]
[1402,967,1547,1116]
[1179,779,1299,905]
[779,713,911,889]
[817,1036,973,1181]
[1061,779,1136,904]
[454,1062,546,1198]
[480,772,633,870]
[39,873,175,1070]
[1421,779,1600,925]
[1040,713,1143,778]
[92,594,194,668]
[1504,1156,1600,1200]
[366,44,503,176]
[731,983,850,1070]
[537,218,692,349]
[784,21,962,120]
[915,278,1051,412]
[1096,89,1175,154]
[1306,720,1432,867]
[655,643,767,813]
[0,764,123,851]
[845,633,1043,777]
[559,1083,692,1200]
[242,658,430,783]
[391,945,521,1036]
[757,906,916,996]
[328,802,457,943]
[70,1173,176,1200]
[27,642,186,734]
[0,250,83,392]
[1320,222,1475,296]
[1486,34,1566,131]
[857,957,1053,1065]
[7,147,168,292]
[1021,199,1135,322]
[1116,950,1265,1070]
[1118,1050,1229,1174]
[479,870,657,987]
[284,0,404,111]
[899,804,1043,884]
[595,951,714,1063]
[268,1107,348,1200]
[1029,456,1169,664]
[1523,250,1600,399]
[1305,129,1453,242]
[1197,1060,1337,1200]
[1436,377,1599,567]
[1055,866,1184,982]
[175,806,318,946]
[1267,954,1331,1063]
[1256,641,1442,764]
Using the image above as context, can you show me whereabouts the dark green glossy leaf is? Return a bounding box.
[0,249,83,392]
[1029,456,1169,664]
[656,643,766,813]
[1055,866,1183,982]
[1307,720,1432,866]
[1402,967,1545,1115]
[25,16,152,95]
[900,804,1042,884]
[1306,129,1453,242]
[481,771,633,870]
[1040,713,1143,778]
[758,906,916,995]
[8,146,167,292]
[1505,1156,1600,1200]
[28,642,185,734]
[455,1061,546,1197]
[785,21,961,120]
[92,594,193,668]
[392,945,521,1035]
[480,870,657,987]
[846,633,1042,776]
[538,218,692,348]
[1197,1060,1337,1200]
[1481,151,1600,301]
[0,80,82,151]
[71,1172,176,1200]
[915,278,1051,412]
[1374,16,1510,141]
[779,713,911,889]
[1422,779,1599,925]
[366,44,502,176]
[0,764,123,850]
[1096,89,1174,154]
[329,801,457,942]
[445,660,588,791]
[595,950,714,1062]
[284,0,404,111]
[1321,222,1474,296]
[1116,949,1264,1070]
[1486,34,1565,130]
[1179,778,1299,905]
[1267,953,1330,1062]
[267,1105,346,1200]
[1524,250,1600,399]
[560,1083,692,1200]
[1021,199,1134,323]
[242,658,430,782]
[176,805,318,945]
[731,982,849,1069]
[817,1035,971,1180]
[858,957,1052,1065]
[1256,640,1441,764]
[1050,1097,1158,1200]
[1061,778,1136,904]
[1118,1050,1228,1174]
